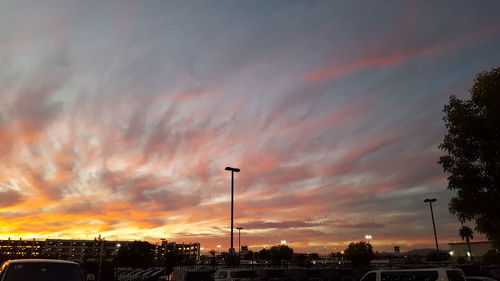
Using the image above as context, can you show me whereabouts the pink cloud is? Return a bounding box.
[306,52,411,82]
[305,22,500,83]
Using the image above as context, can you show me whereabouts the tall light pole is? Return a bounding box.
[424,198,439,253]
[225,166,240,256]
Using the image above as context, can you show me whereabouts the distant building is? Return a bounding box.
[0,238,44,259]
[42,238,129,262]
[240,246,249,256]
[394,246,400,255]
[0,238,200,263]
[155,240,200,260]
[448,241,494,262]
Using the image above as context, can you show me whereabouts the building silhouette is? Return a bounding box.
[0,237,200,263]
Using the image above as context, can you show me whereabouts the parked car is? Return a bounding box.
[214,268,258,281]
[0,259,85,281]
[360,268,466,281]
[168,269,214,281]
[489,271,500,281]
[466,277,498,281]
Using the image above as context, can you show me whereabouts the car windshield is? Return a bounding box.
[231,271,257,278]
[3,262,84,281]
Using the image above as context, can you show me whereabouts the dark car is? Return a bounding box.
[0,259,85,281]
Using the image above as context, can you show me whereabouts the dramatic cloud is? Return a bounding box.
[0,189,25,207]
[0,0,498,252]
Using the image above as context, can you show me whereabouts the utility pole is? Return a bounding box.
[225,167,240,257]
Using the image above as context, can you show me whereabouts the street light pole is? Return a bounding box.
[236,227,243,254]
[237,227,243,261]
[225,167,240,256]
[424,198,439,253]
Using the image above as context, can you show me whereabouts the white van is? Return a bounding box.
[360,268,466,281]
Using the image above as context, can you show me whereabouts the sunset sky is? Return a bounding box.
[1,0,500,253]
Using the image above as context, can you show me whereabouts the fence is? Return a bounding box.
[108,263,357,281]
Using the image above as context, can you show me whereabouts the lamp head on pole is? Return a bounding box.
[225,167,240,172]
[237,227,243,230]
[424,198,437,203]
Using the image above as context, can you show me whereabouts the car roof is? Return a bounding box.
[216,268,253,272]
[367,268,460,273]
[4,259,79,265]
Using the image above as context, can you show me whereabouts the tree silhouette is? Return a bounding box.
[439,67,500,249]
[115,241,155,267]
[257,245,294,265]
[344,241,374,267]
[483,250,500,265]
[459,226,474,262]
[269,245,294,265]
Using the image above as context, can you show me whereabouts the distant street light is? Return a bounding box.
[365,235,372,244]
[237,227,243,261]
[424,198,439,253]
[280,240,287,245]
[225,166,240,256]
[236,227,243,254]
[217,245,221,255]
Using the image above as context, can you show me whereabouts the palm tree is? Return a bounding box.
[459,226,474,262]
